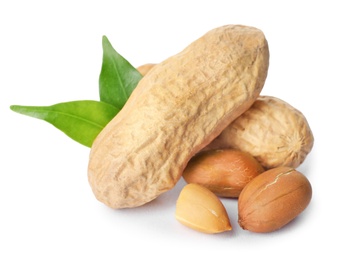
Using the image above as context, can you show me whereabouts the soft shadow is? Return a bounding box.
[100,178,187,216]
[297,144,316,177]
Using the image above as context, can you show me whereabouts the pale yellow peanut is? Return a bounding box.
[175,183,232,233]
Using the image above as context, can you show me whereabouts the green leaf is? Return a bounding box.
[99,35,142,108]
[10,100,119,147]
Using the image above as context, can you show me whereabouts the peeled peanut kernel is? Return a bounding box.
[238,166,312,233]
[183,149,264,197]
[175,183,232,234]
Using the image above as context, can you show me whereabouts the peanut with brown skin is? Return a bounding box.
[183,149,264,197]
[88,25,269,209]
[238,166,312,233]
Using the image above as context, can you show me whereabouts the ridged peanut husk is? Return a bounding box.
[238,166,312,233]
[88,25,269,209]
[206,96,314,169]
[137,63,156,76]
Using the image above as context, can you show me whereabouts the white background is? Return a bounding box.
[1,0,341,259]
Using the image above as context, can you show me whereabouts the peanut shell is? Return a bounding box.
[88,25,269,208]
[206,96,314,169]
[137,63,156,76]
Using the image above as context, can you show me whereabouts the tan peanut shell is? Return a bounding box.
[206,96,314,169]
[238,166,312,233]
[137,63,156,76]
[88,25,269,208]
[137,65,314,169]
[175,183,232,234]
[183,149,264,197]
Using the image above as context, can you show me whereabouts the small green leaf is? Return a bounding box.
[10,100,119,147]
[99,35,142,108]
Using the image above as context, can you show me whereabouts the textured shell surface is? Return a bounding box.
[88,25,270,208]
[207,95,314,168]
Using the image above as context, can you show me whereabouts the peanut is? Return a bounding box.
[206,96,314,169]
[183,149,264,197]
[175,183,232,233]
[88,25,269,208]
[137,64,314,169]
[238,166,312,233]
[137,63,156,76]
